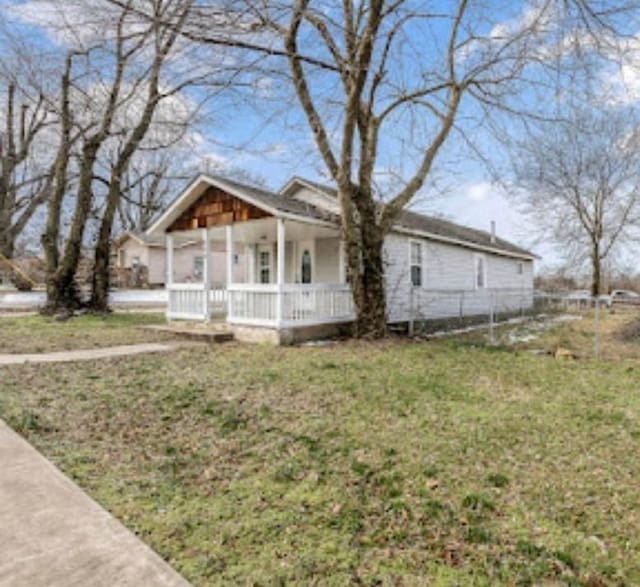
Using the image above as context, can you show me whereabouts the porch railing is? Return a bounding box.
[167,282,354,327]
[227,283,355,327]
[167,283,227,321]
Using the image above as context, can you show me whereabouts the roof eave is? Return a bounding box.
[393,225,538,260]
[147,174,336,236]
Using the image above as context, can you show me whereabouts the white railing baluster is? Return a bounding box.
[225,283,355,328]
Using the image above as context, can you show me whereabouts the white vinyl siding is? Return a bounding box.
[384,232,534,323]
[286,186,340,213]
[315,238,340,282]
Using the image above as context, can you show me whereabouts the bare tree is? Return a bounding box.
[36,0,198,313]
[0,83,52,262]
[88,0,195,312]
[224,0,625,336]
[117,153,177,232]
[512,108,640,296]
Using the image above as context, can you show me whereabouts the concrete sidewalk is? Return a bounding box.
[0,420,191,587]
[0,342,185,366]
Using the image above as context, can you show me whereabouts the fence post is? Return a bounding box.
[594,297,600,359]
[408,286,414,337]
[489,290,495,344]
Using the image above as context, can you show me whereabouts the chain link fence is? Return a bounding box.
[405,288,640,360]
[405,288,535,338]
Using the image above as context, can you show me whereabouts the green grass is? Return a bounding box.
[0,312,170,353]
[1,316,640,585]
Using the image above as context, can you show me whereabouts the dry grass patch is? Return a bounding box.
[1,335,640,586]
[0,312,171,353]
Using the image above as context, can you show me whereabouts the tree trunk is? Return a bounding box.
[591,246,601,297]
[354,230,387,337]
[88,177,121,312]
[345,193,387,338]
[41,146,99,315]
[43,267,82,314]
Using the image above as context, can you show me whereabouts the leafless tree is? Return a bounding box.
[35,0,190,312]
[0,83,52,262]
[214,0,628,336]
[512,108,640,296]
[116,152,177,232]
[23,0,258,313]
[87,0,198,312]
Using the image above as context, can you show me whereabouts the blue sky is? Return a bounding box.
[3,0,639,271]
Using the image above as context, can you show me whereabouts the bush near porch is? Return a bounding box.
[1,315,640,585]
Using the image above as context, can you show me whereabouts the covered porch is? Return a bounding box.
[152,175,355,335]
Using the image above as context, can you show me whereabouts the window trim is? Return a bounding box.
[193,255,204,279]
[258,247,271,284]
[473,253,487,290]
[409,239,424,288]
[517,261,524,275]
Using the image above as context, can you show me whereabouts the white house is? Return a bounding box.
[146,174,536,343]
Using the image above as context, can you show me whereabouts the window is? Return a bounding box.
[517,261,524,275]
[131,255,140,269]
[233,253,240,265]
[410,241,422,287]
[301,249,312,284]
[259,250,271,283]
[474,254,486,289]
[193,255,204,279]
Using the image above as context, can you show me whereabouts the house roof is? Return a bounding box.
[146,174,338,235]
[284,177,537,260]
[117,232,166,247]
[280,176,338,199]
[146,173,536,260]
[117,231,196,249]
[207,175,338,223]
[394,210,535,258]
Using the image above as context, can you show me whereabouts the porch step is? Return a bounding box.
[143,324,234,344]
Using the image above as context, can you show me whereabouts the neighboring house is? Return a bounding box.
[146,174,536,343]
[114,232,245,285]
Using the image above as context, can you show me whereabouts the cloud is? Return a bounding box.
[465,182,492,201]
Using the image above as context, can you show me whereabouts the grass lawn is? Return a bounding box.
[0,312,171,353]
[1,314,640,585]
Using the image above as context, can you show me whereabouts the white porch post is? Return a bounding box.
[166,234,174,286]
[338,239,347,284]
[226,224,234,286]
[276,218,285,325]
[247,244,256,283]
[166,234,174,322]
[201,228,210,321]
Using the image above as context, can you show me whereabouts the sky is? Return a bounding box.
[2,0,639,272]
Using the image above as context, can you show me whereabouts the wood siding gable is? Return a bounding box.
[168,187,271,232]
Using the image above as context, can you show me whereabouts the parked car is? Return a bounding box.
[610,289,640,305]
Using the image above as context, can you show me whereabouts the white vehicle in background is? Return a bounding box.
[610,290,640,305]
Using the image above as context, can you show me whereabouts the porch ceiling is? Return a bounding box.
[170,216,339,243]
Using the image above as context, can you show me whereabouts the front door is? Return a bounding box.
[296,240,314,284]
